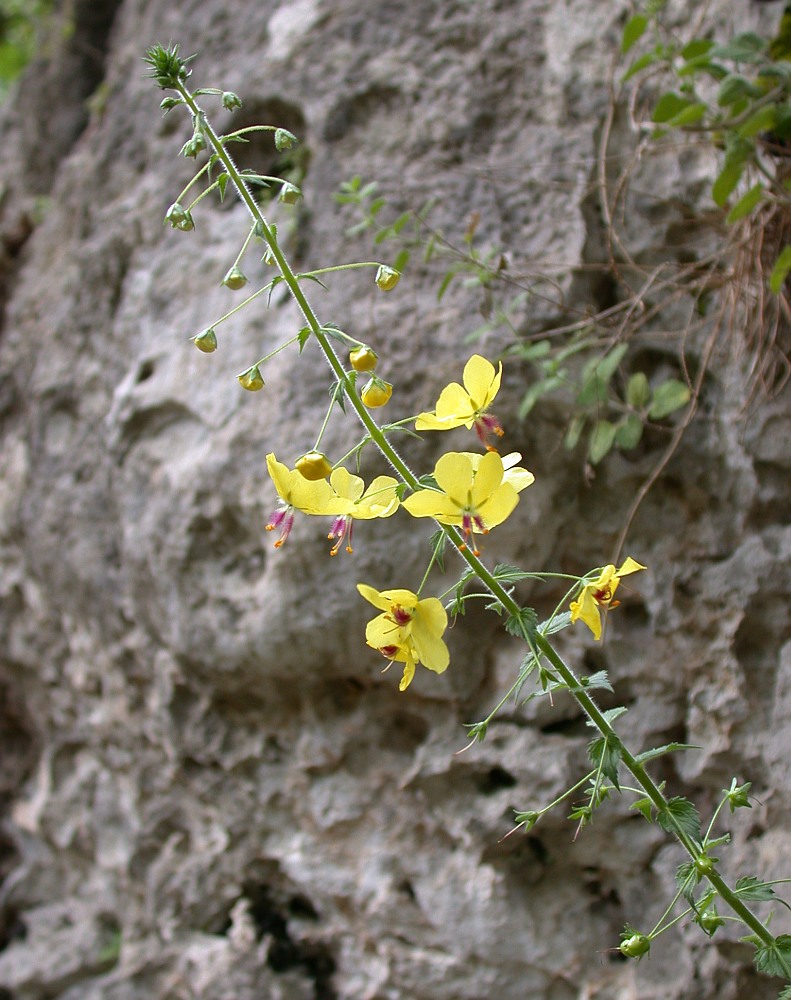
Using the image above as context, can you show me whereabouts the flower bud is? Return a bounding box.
[279,182,301,205]
[182,132,206,158]
[238,365,265,391]
[160,96,183,111]
[295,451,332,481]
[349,346,378,372]
[274,128,297,151]
[619,934,650,959]
[193,328,218,353]
[361,377,393,408]
[165,202,195,232]
[222,91,242,111]
[375,264,400,291]
[222,265,248,290]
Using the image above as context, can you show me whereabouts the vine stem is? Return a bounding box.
[174,80,781,962]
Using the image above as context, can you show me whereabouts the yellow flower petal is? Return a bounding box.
[476,483,519,528]
[462,354,501,410]
[469,451,504,507]
[617,557,646,577]
[433,452,475,501]
[329,466,365,504]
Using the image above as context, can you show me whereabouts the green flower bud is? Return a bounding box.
[699,910,726,936]
[181,132,206,158]
[222,91,242,111]
[279,182,301,205]
[375,264,400,291]
[295,451,333,481]
[349,346,378,372]
[193,328,218,353]
[360,376,393,408]
[165,202,195,231]
[619,934,650,959]
[238,365,265,391]
[160,96,183,111]
[274,128,297,151]
[694,855,716,877]
[222,265,248,290]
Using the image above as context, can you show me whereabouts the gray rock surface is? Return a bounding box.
[0,1,789,998]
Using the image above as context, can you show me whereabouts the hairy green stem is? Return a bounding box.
[174,77,781,965]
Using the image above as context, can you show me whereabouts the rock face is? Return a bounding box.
[0,1,789,998]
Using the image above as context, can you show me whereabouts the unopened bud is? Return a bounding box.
[619,934,650,959]
[274,128,297,151]
[182,132,206,158]
[222,91,242,111]
[193,328,218,353]
[375,265,400,291]
[279,182,301,205]
[165,202,195,231]
[360,377,393,408]
[222,265,248,290]
[238,365,265,391]
[349,346,378,372]
[295,451,333,481]
[160,96,183,111]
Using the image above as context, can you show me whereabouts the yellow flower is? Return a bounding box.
[360,377,393,408]
[265,453,335,547]
[402,450,533,555]
[415,354,504,449]
[295,450,333,481]
[569,557,646,640]
[357,584,449,690]
[316,466,400,555]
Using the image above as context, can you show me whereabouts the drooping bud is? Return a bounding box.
[193,328,218,353]
[295,451,333,481]
[222,91,242,111]
[222,265,248,290]
[160,96,183,111]
[164,202,195,232]
[181,132,206,158]
[361,377,393,408]
[349,346,378,372]
[279,182,302,205]
[619,933,650,959]
[274,128,297,151]
[375,265,400,291]
[238,365,265,391]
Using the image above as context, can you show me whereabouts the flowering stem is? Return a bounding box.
[172,76,781,965]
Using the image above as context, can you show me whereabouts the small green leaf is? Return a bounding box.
[622,14,648,54]
[712,162,745,207]
[564,414,586,450]
[681,38,714,61]
[393,248,410,272]
[504,606,538,641]
[754,935,791,978]
[717,74,762,107]
[770,245,791,294]
[648,379,691,419]
[519,375,564,418]
[297,326,311,352]
[589,420,617,465]
[588,733,624,789]
[615,414,644,450]
[726,183,765,224]
[634,742,700,764]
[667,101,707,127]
[658,796,702,843]
[735,876,776,902]
[652,92,693,124]
[626,371,651,408]
[738,104,777,139]
[579,670,613,692]
[631,796,655,822]
[621,48,661,84]
[709,33,767,64]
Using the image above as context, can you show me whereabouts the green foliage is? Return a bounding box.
[0,0,52,97]
[624,3,791,293]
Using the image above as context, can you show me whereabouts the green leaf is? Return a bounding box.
[579,670,613,692]
[429,529,447,573]
[492,563,540,584]
[393,247,410,273]
[621,48,661,84]
[564,414,586,450]
[436,270,456,301]
[667,102,707,127]
[588,733,624,789]
[504,606,538,641]
[631,796,655,822]
[770,245,791,294]
[615,414,644,450]
[658,796,702,843]
[217,173,230,200]
[537,611,572,636]
[297,326,311,352]
[738,104,777,139]
[726,183,764,224]
[626,371,650,409]
[622,14,648,54]
[709,33,767,64]
[519,375,564,418]
[735,876,776,902]
[682,38,714,61]
[675,861,701,904]
[589,419,617,465]
[754,935,791,978]
[652,92,693,124]
[634,742,700,764]
[717,74,762,107]
[648,379,691,419]
[712,161,745,207]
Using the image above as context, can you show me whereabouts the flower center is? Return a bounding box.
[328,515,354,556]
[266,506,295,548]
[390,603,413,626]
